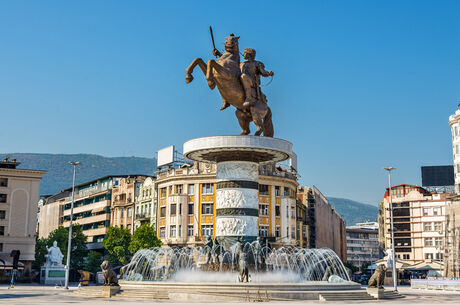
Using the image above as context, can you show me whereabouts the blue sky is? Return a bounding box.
[1,1,459,205]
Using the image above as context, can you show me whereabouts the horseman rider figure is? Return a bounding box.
[215,45,274,111]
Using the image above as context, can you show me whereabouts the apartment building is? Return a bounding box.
[346,221,380,267]
[39,175,136,250]
[0,158,45,271]
[155,162,298,247]
[297,186,347,261]
[134,177,157,229]
[110,176,148,234]
[381,184,448,264]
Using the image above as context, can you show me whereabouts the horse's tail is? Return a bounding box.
[263,107,274,137]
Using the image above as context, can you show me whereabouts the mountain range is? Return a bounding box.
[0,153,156,195]
[327,197,378,226]
[1,153,377,225]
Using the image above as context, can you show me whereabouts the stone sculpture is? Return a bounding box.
[186,30,274,137]
[368,265,386,288]
[44,240,64,267]
[238,252,249,283]
[100,260,119,286]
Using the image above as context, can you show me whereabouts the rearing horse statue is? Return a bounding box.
[185,34,274,137]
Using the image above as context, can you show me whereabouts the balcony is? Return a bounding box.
[136,213,151,220]
[62,213,110,226]
[63,200,110,216]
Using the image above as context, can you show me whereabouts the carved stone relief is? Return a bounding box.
[217,161,258,182]
[215,216,258,236]
[216,189,258,209]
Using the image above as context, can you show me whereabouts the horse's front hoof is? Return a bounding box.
[185,74,194,83]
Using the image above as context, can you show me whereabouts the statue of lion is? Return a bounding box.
[100,260,119,286]
[368,264,386,288]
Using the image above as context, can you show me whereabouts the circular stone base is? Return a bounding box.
[183,135,293,163]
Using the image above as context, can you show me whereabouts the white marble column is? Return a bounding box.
[215,161,259,238]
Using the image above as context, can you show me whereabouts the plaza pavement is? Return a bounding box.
[1,284,460,304]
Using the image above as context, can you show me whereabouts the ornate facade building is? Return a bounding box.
[110,176,149,234]
[134,177,157,229]
[155,162,298,247]
[449,104,460,193]
[346,222,380,267]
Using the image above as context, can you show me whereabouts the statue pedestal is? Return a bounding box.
[366,287,384,299]
[40,265,66,285]
[183,135,293,249]
[102,285,120,298]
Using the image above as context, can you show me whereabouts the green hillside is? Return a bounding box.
[0,153,156,195]
[327,197,378,226]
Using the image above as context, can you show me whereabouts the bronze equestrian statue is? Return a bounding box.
[185,30,274,137]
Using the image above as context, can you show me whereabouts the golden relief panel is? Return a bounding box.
[159,219,166,226]
[275,198,281,204]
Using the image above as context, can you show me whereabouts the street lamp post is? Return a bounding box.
[384,167,398,292]
[65,161,80,289]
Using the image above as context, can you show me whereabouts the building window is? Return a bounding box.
[188,184,194,195]
[259,184,269,196]
[275,186,280,197]
[424,223,432,231]
[259,204,269,216]
[425,253,433,260]
[188,203,194,215]
[160,207,166,218]
[434,222,442,232]
[456,145,460,154]
[259,225,268,237]
[0,226,4,236]
[275,205,280,217]
[201,225,213,237]
[0,210,5,219]
[178,225,182,237]
[121,208,124,218]
[433,207,441,216]
[0,178,7,187]
[0,243,2,252]
[169,185,173,194]
[455,126,459,137]
[201,183,214,194]
[283,187,290,197]
[170,225,176,237]
[170,204,177,216]
[128,208,132,217]
[423,208,431,216]
[188,225,194,236]
[275,226,280,238]
[403,254,410,260]
[434,237,443,246]
[425,238,433,247]
[436,253,443,260]
[0,194,6,203]
[175,184,183,195]
[159,227,165,238]
[457,164,460,173]
[160,188,166,198]
[201,203,213,215]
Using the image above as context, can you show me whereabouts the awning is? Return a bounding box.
[403,260,444,271]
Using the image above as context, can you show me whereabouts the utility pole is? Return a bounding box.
[65,161,80,289]
[384,167,398,292]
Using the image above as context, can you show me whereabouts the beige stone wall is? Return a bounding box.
[0,168,45,264]
[38,200,60,238]
[445,197,460,278]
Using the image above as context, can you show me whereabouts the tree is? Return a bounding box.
[84,251,103,274]
[103,226,132,265]
[361,262,372,274]
[129,224,162,254]
[33,237,48,270]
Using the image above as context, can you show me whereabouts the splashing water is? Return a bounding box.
[121,241,350,283]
